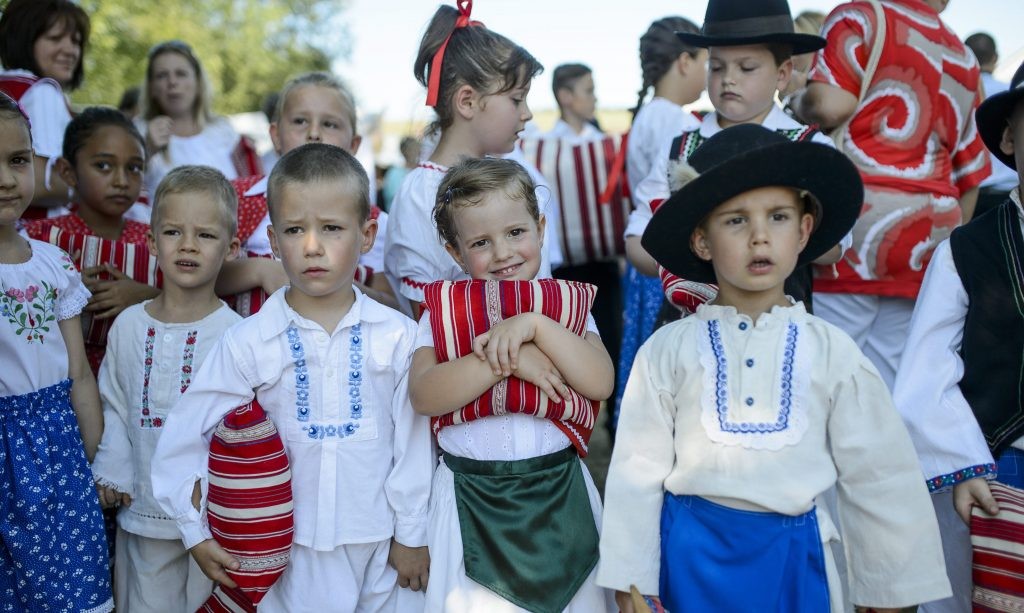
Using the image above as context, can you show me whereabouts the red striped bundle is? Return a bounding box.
[519,135,631,266]
[971,481,1024,611]
[659,265,718,316]
[201,398,293,612]
[423,279,599,456]
[25,214,161,372]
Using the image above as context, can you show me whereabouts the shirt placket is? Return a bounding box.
[314,326,341,543]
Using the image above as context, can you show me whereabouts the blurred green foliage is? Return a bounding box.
[68,0,349,113]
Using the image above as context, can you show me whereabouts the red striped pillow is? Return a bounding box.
[970,481,1024,610]
[201,398,293,611]
[423,279,600,456]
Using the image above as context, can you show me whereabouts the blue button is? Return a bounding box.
[739,322,748,331]
[745,397,754,406]
[746,359,754,367]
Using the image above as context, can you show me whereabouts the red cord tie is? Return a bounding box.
[425,0,483,107]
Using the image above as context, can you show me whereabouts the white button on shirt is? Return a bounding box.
[152,287,435,552]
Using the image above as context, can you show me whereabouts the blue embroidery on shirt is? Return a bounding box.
[709,320,798,434]
[289,323,364,440]
[287,326,311,422]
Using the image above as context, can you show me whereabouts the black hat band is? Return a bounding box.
[702,14,796,38]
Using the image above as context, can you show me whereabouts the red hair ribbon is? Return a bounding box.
[425,0,482,107]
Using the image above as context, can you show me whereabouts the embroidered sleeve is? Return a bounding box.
[53,247,90,320]
[91,319,136,496]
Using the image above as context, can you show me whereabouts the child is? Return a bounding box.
[409,157,615,612]
[385,0,559,317]
[25,106,160,373]
[599,124,949,612]
[0,94,112,611]
[90,166,241,611]
[151,143,434,610]
[221,71,396,316]
[618,15,705,424]
[893,60,1024,612]
[548,63,601,144]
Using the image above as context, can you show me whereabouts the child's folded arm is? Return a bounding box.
[387,334,435,548]
[597,342,678,596]
[408,346,503,416]
[90,322,136,496]
[891,241,995,491]
[829,349,954,608]
[215,257,287,296]
[151,331,258,550]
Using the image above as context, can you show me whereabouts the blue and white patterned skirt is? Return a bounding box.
[0,380,113,612]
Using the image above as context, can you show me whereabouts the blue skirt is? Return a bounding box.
[660,494,829,612]
[0,380,112,612]
[614,264,664,426]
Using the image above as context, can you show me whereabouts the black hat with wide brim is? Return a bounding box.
[976,60,1024,170]
[641,124,863,284]
[677,0,827,55]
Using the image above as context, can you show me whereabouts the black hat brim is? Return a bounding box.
[676,31,826,55]
[641,142,863,284]
[976,86,1024,170]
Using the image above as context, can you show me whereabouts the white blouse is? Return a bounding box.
[626,97,698,201]
[414,312,598,462]
[893,189,1024,490]
[151,288,434,551]
[0,240,90,396]
[141,118,241,197]
[91,301,241,539]
[598,302,950,607]
[383,163,556,306]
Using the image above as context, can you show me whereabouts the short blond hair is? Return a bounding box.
[275,72,358,134]
[151,165,238,237]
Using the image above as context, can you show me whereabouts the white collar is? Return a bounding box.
[699,104,800,138]
[243,175,269,197]
[257,285,389,340]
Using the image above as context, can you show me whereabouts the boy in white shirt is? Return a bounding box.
[547,64,602,144]
[152,144,434,611]
[92,166,243,611]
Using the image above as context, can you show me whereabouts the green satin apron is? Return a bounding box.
[443,446,599,613]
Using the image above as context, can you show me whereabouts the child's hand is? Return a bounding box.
[95,483,131,509]
[472,313,539,377]
[147,115,174,153]
[82,264,159,319]
[256,259,288,295]
[615,590,636,613]
[512,343,569,403]
[189,538,240,589]
[953,477,999,524]
[387,539,429,592]
[615,588,663,613]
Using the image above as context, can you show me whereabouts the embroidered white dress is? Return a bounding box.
[598,302,951,610]
[415,315,614,613]
[151,288,434,610]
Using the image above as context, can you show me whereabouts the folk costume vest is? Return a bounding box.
[950,199,1024,457]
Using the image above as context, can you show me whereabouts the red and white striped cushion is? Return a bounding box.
[971,481,1024,611]
[423,278,599,456]
[201,398,293,612]
[519,135,631,266]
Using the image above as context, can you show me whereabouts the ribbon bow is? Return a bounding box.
[426,0,482,107]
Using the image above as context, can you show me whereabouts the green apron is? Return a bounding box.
[444,446,599,613]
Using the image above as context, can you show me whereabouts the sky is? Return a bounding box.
[335,0,1024,127]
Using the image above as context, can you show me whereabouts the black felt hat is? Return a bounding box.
[976,60,1024,170]
[677,0,827,55]
[641,124,863,284]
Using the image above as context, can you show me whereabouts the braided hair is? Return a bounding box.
[632,17,701,122]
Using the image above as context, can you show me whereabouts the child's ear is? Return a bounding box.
[347,133,363,156]
[691,228,712,261]
[798,213,814,251]
[55,157,77,192]
[268,224,281,259]
[146,229,158,258]
[537,213,546,248]
[1000,122,1016,158]
[269,121,283,155]
[360,216,378,255]
[454,85,478,120]
[555,88,571,112]
[775,58,794,94]
[444,241,467,272]
[225,235,241,261]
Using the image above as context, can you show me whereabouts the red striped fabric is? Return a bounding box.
[519,135,632,266]
[971,481,1024,611]
[659,266,718,316]
[202,398,293,611]
[423,279,599,456]
[25,213,161,372]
